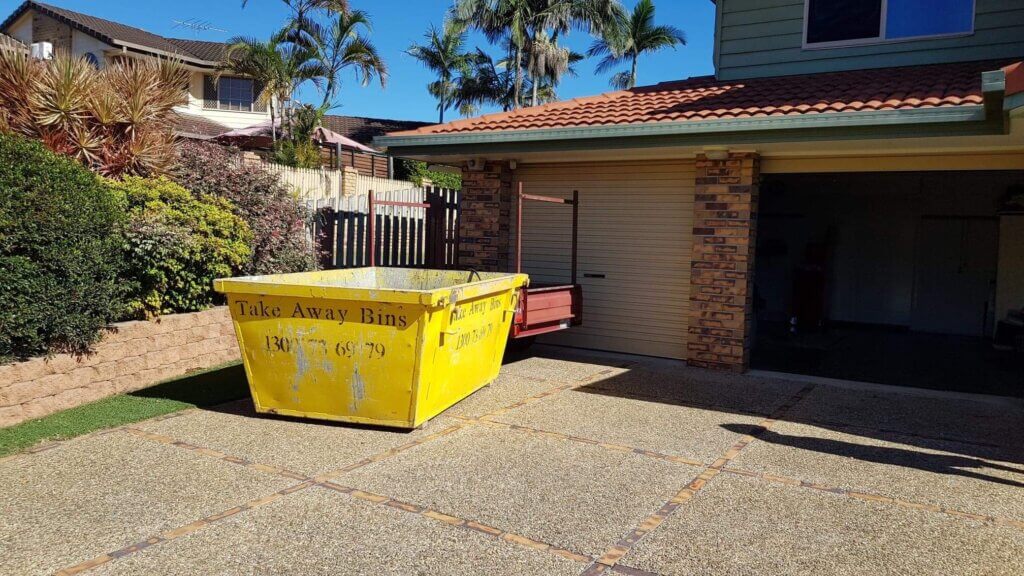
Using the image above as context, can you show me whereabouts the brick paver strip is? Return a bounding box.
[581,383,819,574]
[455,416,707,468]
[54,481,317,575]
[720,465,1024,531]
[461,410,1024,535]
[54,423,466,575]
[124,427,312,480]
[320,480,594,564]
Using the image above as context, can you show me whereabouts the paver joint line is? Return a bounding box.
[720,465,1024,531]
[54,422,469,575]
[458,394,1024,536]
[54,374,608,576]
[317,479,594,564]
[580,383,819,574]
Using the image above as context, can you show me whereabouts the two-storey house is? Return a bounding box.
[0,1,271,137]
[377,0,1024,393]
[0,1,432,176]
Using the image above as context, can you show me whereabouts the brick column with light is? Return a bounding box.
[458,162,513,271]
[687,152,760,372]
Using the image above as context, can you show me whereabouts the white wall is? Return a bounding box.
[176,71,270,130]
[71,30,112,65]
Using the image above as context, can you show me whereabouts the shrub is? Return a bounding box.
[272,138,322,168]
[0,134,126,361]
[394,158,462,190]
[114,176,252,318]
[0,51,187,178]
[174,141,317,275]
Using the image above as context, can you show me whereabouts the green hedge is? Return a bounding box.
[115,176,253,318]
[0,135,126,361]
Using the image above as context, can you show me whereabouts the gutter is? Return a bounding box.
[378,66,1015,152]
[115,40,220,69]
[375,105,989,150]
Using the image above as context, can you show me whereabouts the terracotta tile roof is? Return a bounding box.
[1004,62,1024,98]
[392,60,1012,137]
[322,115,432,147]
[172,111,231,140]
[0,2,224,65]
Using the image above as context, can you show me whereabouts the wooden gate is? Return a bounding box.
[314,187,459,270]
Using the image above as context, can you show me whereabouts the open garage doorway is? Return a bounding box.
[752,170,1024,396]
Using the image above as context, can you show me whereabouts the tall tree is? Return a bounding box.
[304,8,388,108]
[407,20,474,123]
[240,0,384,109]
[456,0,623,109]
[222,29,325,141]
[454,48,521,115]
[588,0,685,90]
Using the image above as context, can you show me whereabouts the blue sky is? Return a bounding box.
[1,0,717,122]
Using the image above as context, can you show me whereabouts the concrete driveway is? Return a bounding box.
[2,346,1023,576]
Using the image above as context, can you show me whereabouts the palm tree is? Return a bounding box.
[456,0,623,109]
[304,8,388,108]
[222,29,324,141]
[407,20,474,123]
[454,48,521,115]
[588,0,685,90]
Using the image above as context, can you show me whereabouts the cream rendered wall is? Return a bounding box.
[71,30,112,65]
[176,71,270,130]
[996,214,1024,322]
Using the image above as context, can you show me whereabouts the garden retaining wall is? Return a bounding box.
[0,307,240,427]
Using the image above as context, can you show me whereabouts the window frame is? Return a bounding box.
[203,75,258,112]
[802,0,977,50]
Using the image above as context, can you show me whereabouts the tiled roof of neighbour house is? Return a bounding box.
[165,38,227,63]
[172,111,231,140]
[322,115,432,148]
[0,1,225,65]
[389,60,1011,137]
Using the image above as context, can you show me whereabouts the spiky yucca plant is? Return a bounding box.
[0,51,188,178]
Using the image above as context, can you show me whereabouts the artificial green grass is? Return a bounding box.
[0,361,249,457]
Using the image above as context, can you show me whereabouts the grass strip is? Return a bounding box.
[0,362,249,457]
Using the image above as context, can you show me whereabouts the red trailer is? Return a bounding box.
[510,184,583,340]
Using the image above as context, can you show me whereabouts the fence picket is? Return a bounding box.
[313,187,460,270]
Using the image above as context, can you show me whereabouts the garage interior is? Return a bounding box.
[753,170,1024,396]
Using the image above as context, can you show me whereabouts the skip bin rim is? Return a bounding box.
[214,268,529,307]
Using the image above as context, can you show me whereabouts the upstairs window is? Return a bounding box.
[804,0,975,48]
[203,75,256,111]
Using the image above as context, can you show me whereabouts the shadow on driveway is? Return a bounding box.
[721,424,1024,489]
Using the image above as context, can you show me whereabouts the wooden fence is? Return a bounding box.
[254,161,420,207]
[314,187,460,270]
[0,33,27,54]
[257,163,345,203]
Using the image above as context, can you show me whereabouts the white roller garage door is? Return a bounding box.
[513,160,694,359]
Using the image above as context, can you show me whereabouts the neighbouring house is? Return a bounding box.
[0,1,269,138]
[215,115,431,178]
[323,115,432,177]
[377,0,1024,394]
[0,2,433,177]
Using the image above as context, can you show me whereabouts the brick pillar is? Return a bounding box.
[688,153,760,372]
[341,166,359,197]
[458,162,513,271]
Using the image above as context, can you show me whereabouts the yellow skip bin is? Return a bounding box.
[214,268,528,429]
